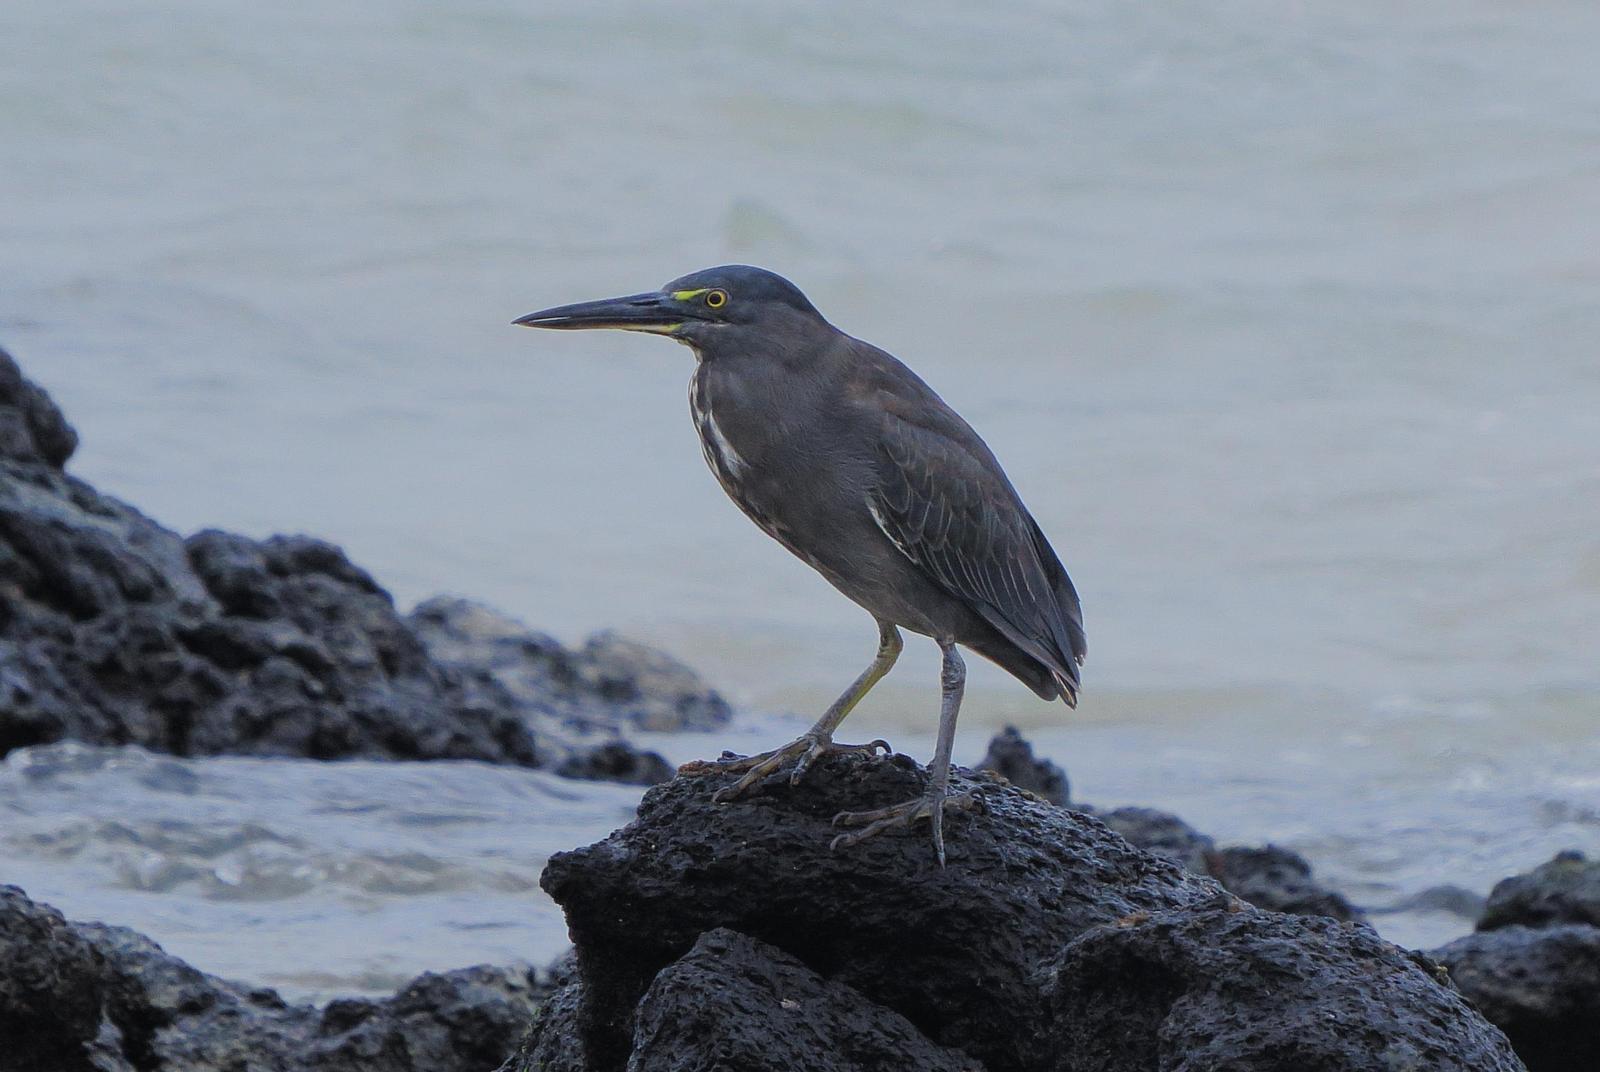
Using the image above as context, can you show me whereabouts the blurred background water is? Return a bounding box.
[2,0,1597,998]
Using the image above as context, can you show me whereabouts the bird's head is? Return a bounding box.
[514,265,826,359]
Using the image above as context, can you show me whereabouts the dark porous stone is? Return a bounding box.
[1432,924,1600,1072]
[1372,884,1489,920]
[0,347,77,468]
[0,885,106,1072]
[0,348,729,777]
[974,731,1357,923]
[576,630,732,733]
[627,928,980,1072]
[520,757,1521,1072]
[500,979,586,1072]
[408,598,734,737]
[1093,805,1216,875]
[556,741,675,786]
[310,964,547,1072]
[540,758,1213,1070]
[1048,905,1523,1072]
[408,597,725,782]
[974,725,1069,804]
[1479,851,1600,932]
[0,884,546,1072]
[1208,844,1363,922]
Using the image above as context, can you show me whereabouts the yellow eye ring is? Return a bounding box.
[704,289,728,309]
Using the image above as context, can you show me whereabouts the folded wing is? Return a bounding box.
[868,400,1086,704]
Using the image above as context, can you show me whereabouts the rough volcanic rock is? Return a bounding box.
[1208,844,1362,922]
[1372,884,1488,921]
[982,729,1357,923]
[1432,924,1600,1072]
[0,884,546,1072]
[1478,851,1600,932]
[1049,904,1521,1072]
[501,978,586,1072]
[540,756,1214,1070]
[409,596,723,775]
[0,347,722,780]
[575,631,731,733]
[0,885,106,1072]
[1092,805,1215,874]
[555,741,674,786]
[309,963,549,1072]
[974,725,1069,804]
[0,349,77,468]
[408,599,729,736]
[627,928,980,1072]
[521,755,1523,1072]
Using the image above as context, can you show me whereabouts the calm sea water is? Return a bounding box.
[2,1,1597,996]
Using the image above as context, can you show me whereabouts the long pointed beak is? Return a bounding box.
[513,291,688,334]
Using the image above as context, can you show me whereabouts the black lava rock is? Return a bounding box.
[519,756,1523,1072]
[0,886,106,1072]
[0,884,547,1072]
[974,725,1069,804]
[0,347,723,781]
[0,348,77,468]
[555,740,675,786]
[1049,904,1519,1072]
[1432,924,1600,1072]
[976,727,1359,923]
[981,726,1358,923]
[1208,844,1362,922]
[409,596,723,779]
[1093,805,1216,875]
[627,928,981,1072]
[1478,851,1600,932]
[1371,884,1488,920]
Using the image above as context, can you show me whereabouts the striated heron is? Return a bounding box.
[515,265,1085,865]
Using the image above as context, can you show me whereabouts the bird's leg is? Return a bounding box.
[831,640,980,867]
[682,622,902,803]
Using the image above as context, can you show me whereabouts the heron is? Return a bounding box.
[515,265,1085,865]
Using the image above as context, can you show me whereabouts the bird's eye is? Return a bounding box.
[704,289,728,309]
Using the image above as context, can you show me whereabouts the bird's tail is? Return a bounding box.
[1052,669,1080,709]
[1027,518,1086,705]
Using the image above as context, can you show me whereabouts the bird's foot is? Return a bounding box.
[830,786,985,867]
[679,732,892,803]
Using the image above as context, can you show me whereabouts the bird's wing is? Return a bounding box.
[867,396,1086,700]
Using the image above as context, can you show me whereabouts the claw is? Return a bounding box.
[690,733,893,803]
[830,787,983,865]
[790,737,888,785]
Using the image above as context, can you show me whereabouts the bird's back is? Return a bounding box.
[840,337,1087,703]
[689,326,1085,704]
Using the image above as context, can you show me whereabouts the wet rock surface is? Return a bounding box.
[1050,905,1518,1072]
[1432,924,1600,1072]
[974,724,1069,804]
[0,351,77,469]
[0,347,724,781]
[515,754,1524,1072]
[1478,850,1600,932]
[0,884,105,1072]
[1207,844,1361,922]
[973,729,1361,924]
[629,928,981,1072]
[1092,805,1216,875]
[0,884,548,1072]
[1422,849,1600,1072]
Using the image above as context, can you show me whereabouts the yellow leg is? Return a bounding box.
[681,621,902,801]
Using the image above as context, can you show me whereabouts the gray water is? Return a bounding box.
[3,1,1598,997]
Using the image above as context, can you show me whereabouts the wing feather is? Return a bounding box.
[868,406,1086,699]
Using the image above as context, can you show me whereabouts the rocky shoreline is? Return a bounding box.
[4,749,1595,1072]
[3,346,1596,1070]
[1,347,726,783]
